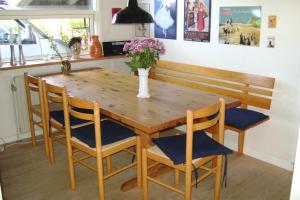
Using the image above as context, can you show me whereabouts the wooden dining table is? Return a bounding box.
[42,67,241,190]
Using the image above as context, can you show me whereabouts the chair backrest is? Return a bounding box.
[185,98,225,166]
[24,73,44,113]
[63,95,103,152]
[41,81,66,122]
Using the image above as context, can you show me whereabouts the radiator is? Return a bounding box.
[11,75,39,138]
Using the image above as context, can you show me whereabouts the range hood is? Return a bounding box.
[112,0,154,24]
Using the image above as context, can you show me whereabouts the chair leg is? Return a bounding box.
[214,155,223,200]
[238,131,245,155]
[48,137,55,163]
[67,145,76,190]
[136,136,142,188]
[142,149,148,200]
[175,169,180,185]
[96,154,105,200]
[184,166,192,200]
[41,121,50,159]
[106,156,112,174]
[28,114,37,146]
[175,132,181,185]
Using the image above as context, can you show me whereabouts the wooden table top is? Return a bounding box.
[42,68,240,134]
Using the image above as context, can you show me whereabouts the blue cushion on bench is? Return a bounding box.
[72,119,135,148]
[152,132,232,165]
[225,108,269,130]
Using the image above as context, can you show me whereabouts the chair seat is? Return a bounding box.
[152,132,232,165]
[225,108,269,130]
[71,119,136,148]
[71,136,136,151]
[147,145,204,164]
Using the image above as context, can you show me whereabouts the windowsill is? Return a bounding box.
[0,54,127,71]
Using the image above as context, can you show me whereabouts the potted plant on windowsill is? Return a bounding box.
[123,38,165,98]
[48,36,71,75]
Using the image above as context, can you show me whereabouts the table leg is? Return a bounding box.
[121,129,170,192]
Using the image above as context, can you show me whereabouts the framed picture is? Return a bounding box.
[154,0,177,40]
[219,6,261,46]
[135,3,150,37]
[267,36,275,48]
[112,8,121,18]
[268,15,277,28]
[184,0,211,42]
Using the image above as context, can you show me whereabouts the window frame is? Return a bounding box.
[0,4,99,63]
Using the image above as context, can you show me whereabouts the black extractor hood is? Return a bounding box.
[112,0,154,24]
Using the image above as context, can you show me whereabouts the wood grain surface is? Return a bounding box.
[42,68,240,134]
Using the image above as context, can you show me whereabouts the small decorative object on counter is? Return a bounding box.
[61,60,71,75]
[48,36,72,75]
[68,37,82,59]
[18,26,26,65]
[9,28,17,66]
[123,38,165,98]
[89,35,103,58]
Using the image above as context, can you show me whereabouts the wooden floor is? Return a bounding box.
[0,139,292,200]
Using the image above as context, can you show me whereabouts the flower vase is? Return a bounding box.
[61,60,71,75]
[89,35,102,58]
[137,67,151,98]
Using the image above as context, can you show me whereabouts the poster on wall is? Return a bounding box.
[184,0,211,42]
[135,3,150,37]
[154,0,177,40]
[112,8,121,18]
[267,36,275,48]
[268,15,277,28]
[219,6,261,46]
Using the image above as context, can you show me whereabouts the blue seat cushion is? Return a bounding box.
[50,108,107,127]
[71,119,135,148]
[225,108,269,130]
[152,132,232,165]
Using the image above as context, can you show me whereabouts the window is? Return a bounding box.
[0,0,96,64]
[1,0,93,10]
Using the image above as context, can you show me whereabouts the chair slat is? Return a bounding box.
[192,103,220,119]
[193,117,219,131]
[69,108,94,121]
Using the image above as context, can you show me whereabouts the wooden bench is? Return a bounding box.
[150,60,276,154]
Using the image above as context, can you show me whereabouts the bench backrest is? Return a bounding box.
[150,60,275,110]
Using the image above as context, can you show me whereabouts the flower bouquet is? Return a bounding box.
[123,38,165,71]
[123,38,165,98]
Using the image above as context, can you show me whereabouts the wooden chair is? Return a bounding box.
[142,98,232,200]
[24,73,52,158]
[63,95,141,200]
[41,81,93,163]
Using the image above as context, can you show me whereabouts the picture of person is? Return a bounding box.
[184,0,211,42]
[154,0,177,39]
[197,2,208,31]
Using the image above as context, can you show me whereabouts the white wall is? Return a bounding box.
[143,0,300,170]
